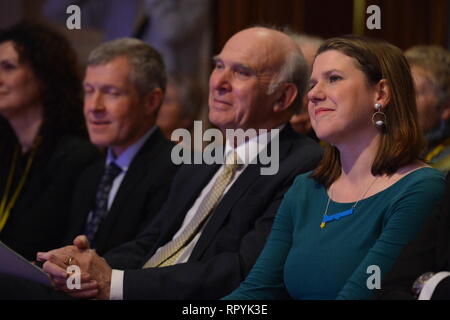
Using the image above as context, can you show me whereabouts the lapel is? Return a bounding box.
[93,129,167,249]
[157,162,222,246]
[190,125,296,260]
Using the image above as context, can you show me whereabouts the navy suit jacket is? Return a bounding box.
[103,124,323,299]
[65,128,179,255]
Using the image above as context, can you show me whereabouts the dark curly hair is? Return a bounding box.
[0,21,85,139]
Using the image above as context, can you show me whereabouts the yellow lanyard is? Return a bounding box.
[425,137,450,163]
[0,137,41,232]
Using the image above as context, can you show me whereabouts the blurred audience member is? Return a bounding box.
[0,22,99,260]
[156,76,204,142]
[287,32,323,139]
[378,172,450,300]
[43,0,211,79]
[405,45,450,172]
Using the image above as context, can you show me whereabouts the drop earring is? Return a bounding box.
[372,103,386,127]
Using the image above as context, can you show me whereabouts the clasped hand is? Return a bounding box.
[36,235,112,299]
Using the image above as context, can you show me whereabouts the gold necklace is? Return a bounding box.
[320,176,379,229]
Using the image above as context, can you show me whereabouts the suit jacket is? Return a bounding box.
[103,124,323,299]
[64,127,179,255]
[378,172,450,299]
[0,134,100,261]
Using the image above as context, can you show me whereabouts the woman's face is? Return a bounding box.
[0,41,42,118]
[307,50,379,145]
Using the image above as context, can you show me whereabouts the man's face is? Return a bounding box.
[411,66,440,133]
[83,56,150,156]
[208,30,282,132]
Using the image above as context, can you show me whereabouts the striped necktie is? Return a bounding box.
[143,152,241,268]
[84,162,122,244]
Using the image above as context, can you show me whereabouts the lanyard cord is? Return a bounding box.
[0,137,41,232]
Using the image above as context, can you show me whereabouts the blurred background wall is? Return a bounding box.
[1,0,448,129]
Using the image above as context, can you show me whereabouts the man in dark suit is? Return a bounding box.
[0,27,322,300]
[377,172,450,300]
[64,37,178,255]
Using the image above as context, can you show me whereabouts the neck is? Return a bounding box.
[335,131,381,183]
[5,105,43,153]
[111,122,153,157]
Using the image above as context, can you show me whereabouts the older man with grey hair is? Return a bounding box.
[0,27,322,300]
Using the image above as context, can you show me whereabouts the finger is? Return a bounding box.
[36,252,52,262]
[73,235,90,250]
[63,280,98,291]
[43,260,68,279]
[52,273,91,286]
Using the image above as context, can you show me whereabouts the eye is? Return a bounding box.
[0,61,17,71]
[83,85,94,95]
[329,75,342,83]
[236,69,250,77]
[213,60,224,70]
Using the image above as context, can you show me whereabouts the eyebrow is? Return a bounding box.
[310,69,344,80]
[212,55,256,74]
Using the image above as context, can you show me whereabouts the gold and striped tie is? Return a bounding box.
[143,151,240,268]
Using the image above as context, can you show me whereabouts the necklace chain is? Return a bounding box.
[321,176,379,228]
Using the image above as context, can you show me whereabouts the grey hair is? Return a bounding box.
[87,38,167,96]
[405,45,450,110]
[267,48,309,114]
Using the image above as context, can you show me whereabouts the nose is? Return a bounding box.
[210,68,231,94]
[85,91,105,113]
[307,81,326,105]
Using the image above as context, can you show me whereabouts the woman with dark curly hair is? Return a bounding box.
[0,21,99,260]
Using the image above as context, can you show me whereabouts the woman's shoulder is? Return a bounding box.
[287,171,323,197]
[292,170,318,186]
[386,164,446,197]
[394,163,445,185]
[45,133,101,166]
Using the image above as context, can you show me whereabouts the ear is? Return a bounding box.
[273,83,298,113]
[441,100,450,121]
[374,79,391,108]
[144,88,164,116]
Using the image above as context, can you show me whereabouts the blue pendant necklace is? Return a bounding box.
[320,176,379,229]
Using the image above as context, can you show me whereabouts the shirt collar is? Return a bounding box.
[224,124,285,164]
[106,126,156,172]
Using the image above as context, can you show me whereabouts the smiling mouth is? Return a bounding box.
[213,99,232,106]
[314,108,334,116]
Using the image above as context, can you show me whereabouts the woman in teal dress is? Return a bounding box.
[223,35,446,300]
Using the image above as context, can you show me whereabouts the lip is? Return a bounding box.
[314,108,334,116]
[213,98,232,107]
[88,120,111,127]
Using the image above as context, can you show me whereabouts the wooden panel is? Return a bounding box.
[213,0,449,52]
[364,0,449,49]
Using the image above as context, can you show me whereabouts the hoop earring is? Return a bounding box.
[372,103,386,128]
